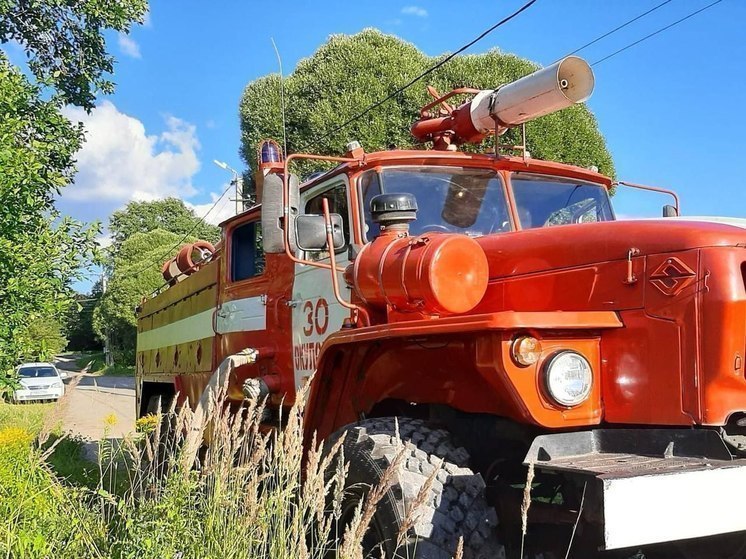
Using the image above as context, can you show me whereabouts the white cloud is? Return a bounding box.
[62,101,200,203]
[95,234,113,249]
[186,187,236,226]
[401,5,428,17]
[118,33,141,58]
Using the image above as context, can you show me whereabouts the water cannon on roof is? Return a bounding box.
[411,56,595,151]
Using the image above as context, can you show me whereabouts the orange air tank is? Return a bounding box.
[348,228,489,315]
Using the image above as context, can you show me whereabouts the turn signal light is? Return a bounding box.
[511,336,542,366]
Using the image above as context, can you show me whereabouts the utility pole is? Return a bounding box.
[101,270,113,367]
[235,174,244,213]
[214,160,244,214]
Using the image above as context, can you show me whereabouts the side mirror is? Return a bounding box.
[662,204,679,218]
[261,173,299,254]
[295,214,345,252]
[59,371,68,380]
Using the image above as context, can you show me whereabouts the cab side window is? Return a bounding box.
[231,221,265,281]
[304,183,350,260]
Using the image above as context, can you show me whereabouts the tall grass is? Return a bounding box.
[0,379,445,559]
[0,427,106,557]
[100,387,350,559]
[0,401,52,432]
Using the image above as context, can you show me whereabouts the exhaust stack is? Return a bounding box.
[411,56,595,149]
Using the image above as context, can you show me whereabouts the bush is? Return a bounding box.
[240,29,614,180]
[0,372,20,401]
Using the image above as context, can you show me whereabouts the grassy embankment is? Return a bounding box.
[0,384,441,559]
[75,351,134,376]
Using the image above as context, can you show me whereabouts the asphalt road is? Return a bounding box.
[54,354,136,441]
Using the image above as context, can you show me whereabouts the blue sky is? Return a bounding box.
[8,0,744,288]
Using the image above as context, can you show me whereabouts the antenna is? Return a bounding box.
[270,38,288,159]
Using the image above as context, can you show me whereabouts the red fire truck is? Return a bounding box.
[136,56,746,558]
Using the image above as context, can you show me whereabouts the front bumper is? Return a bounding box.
[14,386,64,402]
[526,429,746,550]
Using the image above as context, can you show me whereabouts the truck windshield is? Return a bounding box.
[360,166,511,239]
[510,173,614,229]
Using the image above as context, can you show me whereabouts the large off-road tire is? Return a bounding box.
[140,394,178,480]
[328,417,504,559]
[145,394,167,415]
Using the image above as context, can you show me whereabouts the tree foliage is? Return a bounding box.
[0,1,144,371]
[65,285,103,352]
[97,200,219,363]
[0,0,148,110]
[93,229,191,364]
[240,29,614,178]
[0,55,98,372]
[109,198,220,252]
[16,317,68,362]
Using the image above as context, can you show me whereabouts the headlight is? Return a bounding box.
[52,381,63,388]
[544,351,592,407]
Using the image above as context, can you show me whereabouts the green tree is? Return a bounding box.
[0,0,146,372]
[65,285,104,352]
[0,55,98,373]
[93,229,195,364]
[0,0,148,109]
[240,29,613,178]
[16,318,68,362]
[96,199,220,364]
[109,198,220,251]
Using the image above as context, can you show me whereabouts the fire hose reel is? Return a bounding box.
[162,240,216,285]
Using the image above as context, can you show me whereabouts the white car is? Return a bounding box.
[14,362,67,402]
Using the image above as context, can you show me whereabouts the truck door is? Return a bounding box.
[291,178,353,389]
[214,215,271,399]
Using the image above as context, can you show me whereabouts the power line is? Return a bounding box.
[591,0,724,67]
[120,182,233,280]
[295,0,721,154]
[556,0,674,63]
[300,0,539,151]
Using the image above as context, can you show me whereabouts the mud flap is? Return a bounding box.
[524,429,746,550]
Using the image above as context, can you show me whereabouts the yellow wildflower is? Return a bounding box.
[0,426,33,447]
